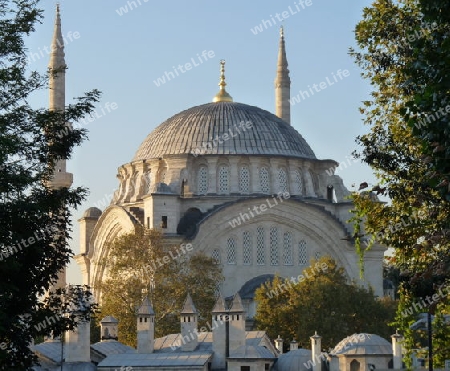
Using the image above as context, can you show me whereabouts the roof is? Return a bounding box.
[82,207,102,218]
[91,340,136,357]
[275,348,313,371]
[132,102,316,161]
[212,294,227,313]
[228,293,244,313]
[101,315,118,324]
[181,293,198,315]
[229,345,277,360]
[138,297,155,315]
[97,351,212,368]
[33,340,65,363]
[97,330,276,368]
[331,333,392,355]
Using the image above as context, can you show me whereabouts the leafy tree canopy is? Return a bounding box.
[99,227,223,347]
[254,257,396,351]
[0,0,100,368]
[350,0,450,366]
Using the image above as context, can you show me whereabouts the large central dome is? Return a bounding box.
[132,102,316,161]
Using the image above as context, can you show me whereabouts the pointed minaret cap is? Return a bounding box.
[228,292,244,313]
[310,331,321,340]
[276,26,289,76]
[181,293,198,314]
[212,293,227,313]
[138,297,155,315]
[213,60,233,103]
[49,3,66,68]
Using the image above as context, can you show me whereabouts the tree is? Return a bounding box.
[0,1,100,368]
[254,257,396,351]
[350,0,450,366]
[98,227,223,347]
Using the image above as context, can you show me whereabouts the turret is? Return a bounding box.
[180,293,198,351]
[275,335,283,354]
[274,26,291,124]
[391,331,404,369]
[100,316,118,341]
[64,294,91,363]
[211,294,228,370]
[228,293,246,353]
[310,331,322,371]
[137,297,155,353]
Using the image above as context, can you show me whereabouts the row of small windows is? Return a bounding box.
[197,165,311,195]
[212,228,316,266]
[129,165,309,197]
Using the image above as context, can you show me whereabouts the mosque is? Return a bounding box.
[74,20,386,319]
[32,5,393,371]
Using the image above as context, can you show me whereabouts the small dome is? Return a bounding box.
[331,333,391,355]
[83,207,102,218]
[275,349,312,371]
[132,102,316,161]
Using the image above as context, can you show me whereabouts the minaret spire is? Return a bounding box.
[49,3,66,111]
[213,60,233,103]
[275,26,291,125]
[48,4,72,290]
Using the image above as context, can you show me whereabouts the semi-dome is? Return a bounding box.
[331,334,391,355]
[132,102,316,161]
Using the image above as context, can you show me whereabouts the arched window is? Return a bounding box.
[218,165,230,194]
[197,166,208,195]
[278,168,288,193]
[298,240,307,265]
[295,170,303,195]
[270,227,279,266]
[227,237,236,264]
[239,166,250,194]
[260,167,270,194]
[211,249,221,264]
[256,227,265,265]
[283,232,293,265]
[243,231,252,265]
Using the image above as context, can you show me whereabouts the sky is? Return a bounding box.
[25,0,376,284]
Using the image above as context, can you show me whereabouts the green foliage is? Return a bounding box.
[99,226,223,347]
[254,256,396,351]
[0,0,100,368]
[351,0,450,367]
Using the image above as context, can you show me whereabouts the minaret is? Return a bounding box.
[275,26,291,125]
[180,293,198,351]
[49,4,66,112]
[47,4,72,290]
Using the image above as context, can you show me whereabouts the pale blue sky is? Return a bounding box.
[25,0,375,283]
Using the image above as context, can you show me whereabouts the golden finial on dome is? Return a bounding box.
[213,59,233,103]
